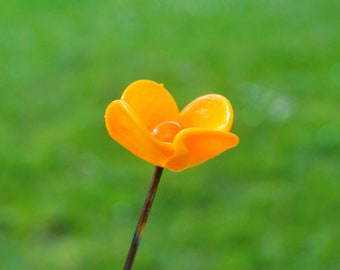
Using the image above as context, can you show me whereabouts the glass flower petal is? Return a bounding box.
[121,80,180,131]
[105,100,174,167]
[180,94,234,131]
[166,128,239,171]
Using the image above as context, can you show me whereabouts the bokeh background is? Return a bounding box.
[1,0,339,269]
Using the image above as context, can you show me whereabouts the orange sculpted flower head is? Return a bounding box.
[105,80,239,172]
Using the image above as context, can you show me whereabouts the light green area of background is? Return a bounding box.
[1,0,339,269]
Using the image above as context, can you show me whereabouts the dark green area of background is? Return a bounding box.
[1,0,339,269]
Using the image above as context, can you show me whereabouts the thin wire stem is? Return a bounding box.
[123,166,164,270]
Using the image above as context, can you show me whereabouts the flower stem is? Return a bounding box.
[123,166,164,270]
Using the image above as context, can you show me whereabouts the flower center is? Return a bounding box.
[151,121,182,143]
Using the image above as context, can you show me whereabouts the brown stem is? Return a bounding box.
[123,166,164,270]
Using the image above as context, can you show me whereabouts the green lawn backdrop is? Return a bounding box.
[0,0,339,269]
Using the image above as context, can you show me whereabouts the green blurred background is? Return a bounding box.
[1,0,339,269]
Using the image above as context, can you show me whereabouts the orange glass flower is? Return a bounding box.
[105,80,239,172]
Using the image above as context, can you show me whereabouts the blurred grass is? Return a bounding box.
[1,0,339,269]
